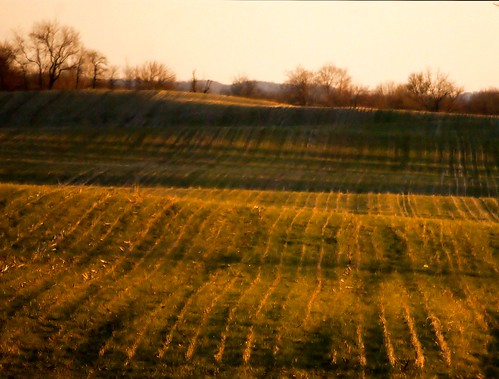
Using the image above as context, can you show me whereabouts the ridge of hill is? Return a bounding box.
[1,90,496,129]
[0,90,497,196]
[176,80,283,96]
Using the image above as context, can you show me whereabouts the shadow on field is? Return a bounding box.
[480,310,499,378]
[74,311,126,367]
[1,90,497,197]
[295,325,334,370]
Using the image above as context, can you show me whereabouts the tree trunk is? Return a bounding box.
[38,69,44,89]
[92,67,97,89]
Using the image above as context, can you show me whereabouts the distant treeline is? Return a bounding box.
[0,20,497,115]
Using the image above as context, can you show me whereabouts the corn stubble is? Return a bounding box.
[0,93,497,377]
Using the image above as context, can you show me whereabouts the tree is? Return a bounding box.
[136,61,175,90]
[0,41,18,90]
[372,81,409,110]
[190,70,198,92]
[123,64,137,89]
[202,79,212,94]
[406,68,462,112]
[464,88,499,115]
[13,20,81,89]
[314,63,351,106]
[107,65,120,90]
[231,75,257,98]
[87,49,107,89]
[12,32,41,88]
[349,84,368,108]
[73,47,88,89]
[285,65,314,105]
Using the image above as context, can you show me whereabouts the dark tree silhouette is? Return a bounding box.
[406,68,462,112]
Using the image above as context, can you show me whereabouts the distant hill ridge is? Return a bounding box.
[0,90,494,129]
[176,80,282,96]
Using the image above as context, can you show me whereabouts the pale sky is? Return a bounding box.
[1,0,498,92]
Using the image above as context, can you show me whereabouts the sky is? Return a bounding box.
[1,0,498,92]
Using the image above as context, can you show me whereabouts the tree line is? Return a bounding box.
[228,65,497,115]
[0,20,497,115]
[281,64,467,113]
[0,20,175,91]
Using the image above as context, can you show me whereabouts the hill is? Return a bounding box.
[175,80,283,97]
[0,90,498,378]
[1,183,498,378]
[0,90,497,196]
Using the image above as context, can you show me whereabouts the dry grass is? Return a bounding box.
[0,184,497,377]
[0,93,497,377]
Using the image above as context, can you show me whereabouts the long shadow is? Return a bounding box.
[0,168,494,197]
[0,279,55,334]
[73,310,127,367]
[480,309,499,378]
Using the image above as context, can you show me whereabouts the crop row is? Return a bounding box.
[0,183,497,377]
[0,119,497,196]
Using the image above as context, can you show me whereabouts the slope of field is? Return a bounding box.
[0,91,498,196]
[0,91,498,378]
[0,183,498,378]
[0,185,499,377]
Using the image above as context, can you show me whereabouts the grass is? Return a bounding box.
[0,92,497,196]
[0,183,497,377]
[0,90,498,377]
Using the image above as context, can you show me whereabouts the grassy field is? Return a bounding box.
[0,91,497,197]
[0,90,498,378]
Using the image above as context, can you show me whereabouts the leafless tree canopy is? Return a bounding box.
[123,61,175,90]
[0,41,17,90]
[406,68,462,112]
[107,65,120,90]
[1,19,496,115]
[73,48,87,89]
[202,80,212,94]
[137,61,176,90]
[314,63,351,105]
[285,65,314,106]
[190,70,198,92]
[87,50,108,89]
[231,75,257,98]
[13,20,81,89]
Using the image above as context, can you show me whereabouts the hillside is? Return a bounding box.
[1,183,498,378]
[0,90,497,197]
[176,80,283,97]
[0,90,498,378]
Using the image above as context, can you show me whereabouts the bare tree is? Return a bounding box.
[13,20,81,89]
[11,41,30,90]
[202,79,212,94]
[107,65,119,90]
[190,70,198,92]
[136,61,175,90]
[314,63,351,106]
[285,65,314,105]
[12,32,43,88]
[231,75,257,98]
[406,68,462,112]
[87,49,107,89]
[349,84,368,108]
[463,88,499,115]
[73,47,87,89]
[0,41,17,90]
[372,81,409,110]
[33,21,81,89]
[123,64,137,89]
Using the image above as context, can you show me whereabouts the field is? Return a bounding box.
[0,90,498,378]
